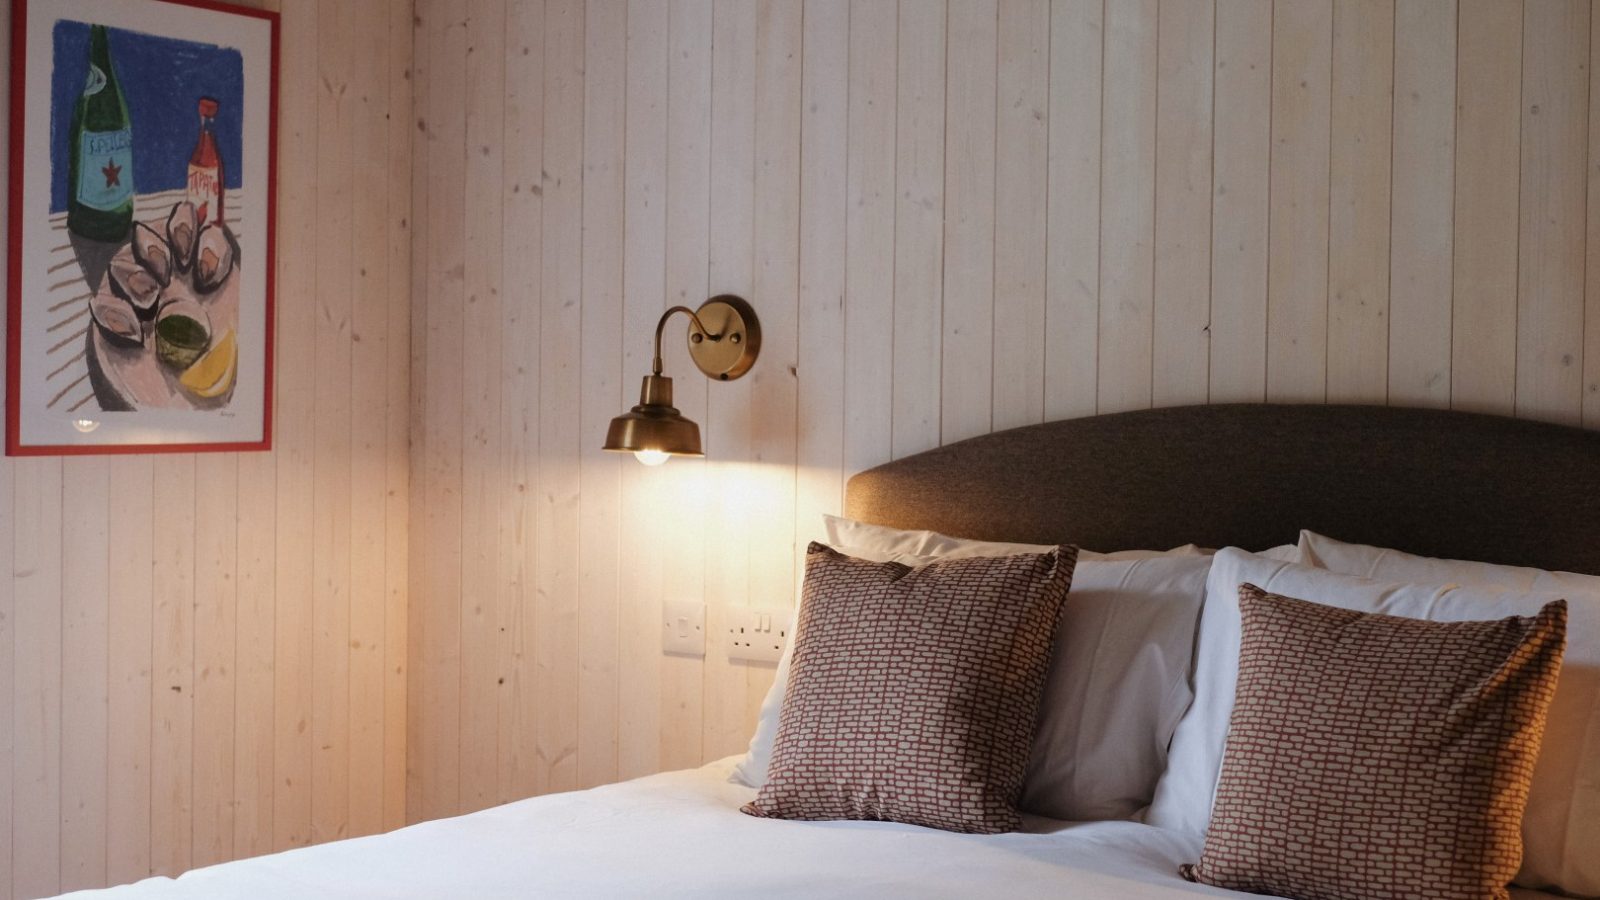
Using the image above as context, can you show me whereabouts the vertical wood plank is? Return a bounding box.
[274,0,318,851]
[660,0,713,770]
[1208,0,1272,402]
[618,0,665,782]
[347,0,395,838]
[459,0,507,814]
[105,459,153,884]
[1517,0,1589,426]
[12,459,62,899]
[1152,0,1215,409]
[383,0,415,833]
[236,0,281,859]
[191,456,238,869]
[792,0,850,734]
[795,0,850,545]
[1388,0,1454,407]
[1586,6,1600,427]
[892,0,947,457]
[993,0,1050,429]
[703,0,757,760]
[941,0,998,442]
[1266,0,1334,402]
[843,0,897,480]
[312,0,354,844]
[150,456,195,878]
[536,0,584,795]
[418,0,467,821]
[405,0,433,826]
[59,458,108,891]
[1453,0,1522,415]
[576,0,624,789]
[1045,0,1103,419]
[498,0,543,806]
[1326,0,1394,404]
[746,0,803,727]
[233,452,275,857]
[1099,0,1158,413]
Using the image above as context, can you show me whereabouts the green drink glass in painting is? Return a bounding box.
[66,24,134,243]
[6,0,277,455]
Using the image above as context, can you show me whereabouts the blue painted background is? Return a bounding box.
[49,20,244,213]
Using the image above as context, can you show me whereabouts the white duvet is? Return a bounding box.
[63,758,1559,900]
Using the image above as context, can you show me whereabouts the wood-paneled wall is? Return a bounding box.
[408,0,1600,825]
[1,1,413,896]
[16,0,1595,888]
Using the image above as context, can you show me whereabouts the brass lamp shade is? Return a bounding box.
[603,374,704,459]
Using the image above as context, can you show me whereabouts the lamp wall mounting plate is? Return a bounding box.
[686,295,761,381]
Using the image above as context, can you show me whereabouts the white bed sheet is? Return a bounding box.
[62,758,1561,900]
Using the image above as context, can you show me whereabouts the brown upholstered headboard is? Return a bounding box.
[844,404,1600,575]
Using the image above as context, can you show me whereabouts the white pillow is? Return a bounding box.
[1293,531,1600,897]
[1298,527,1599,595]
[1019,554,1213,819]
[1146,546,1598,898]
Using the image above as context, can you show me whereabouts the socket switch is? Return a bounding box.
[726,606,791,664]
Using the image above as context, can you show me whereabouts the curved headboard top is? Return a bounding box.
[844,404,1600,575]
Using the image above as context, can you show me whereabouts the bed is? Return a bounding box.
[63,404,1600,899]
[54,758,1567,899]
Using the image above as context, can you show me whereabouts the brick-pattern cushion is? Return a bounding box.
[742,542,1077,833]
[1182,586,1567,900]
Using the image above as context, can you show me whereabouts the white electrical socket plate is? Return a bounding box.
[662,601,706,657]
[726,606,791,664]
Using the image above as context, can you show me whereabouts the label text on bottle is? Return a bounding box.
[76,128,133,211]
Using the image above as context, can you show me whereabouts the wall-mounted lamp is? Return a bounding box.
[603,295,761,465]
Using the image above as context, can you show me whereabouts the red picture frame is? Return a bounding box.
[6,0,278,455]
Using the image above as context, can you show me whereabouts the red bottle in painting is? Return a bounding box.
[187,97,224,225]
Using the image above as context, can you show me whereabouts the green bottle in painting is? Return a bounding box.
[67,25,134,243]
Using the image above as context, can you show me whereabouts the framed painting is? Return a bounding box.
[6,0,277,454]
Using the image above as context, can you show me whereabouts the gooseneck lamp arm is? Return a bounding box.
[602,295,762,465]
[651,306,713,376]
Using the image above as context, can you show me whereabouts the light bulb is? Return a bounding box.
[72,419,100,433]
[634,449,670,466]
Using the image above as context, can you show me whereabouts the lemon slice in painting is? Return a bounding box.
[180,328,237,399]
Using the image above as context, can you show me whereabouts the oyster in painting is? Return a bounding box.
[165,201,198,273]
[89,290,142,347]
[131,221,172,286]
[107,245,163,319]
[192,223,238,294]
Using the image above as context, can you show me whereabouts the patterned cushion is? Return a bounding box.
[1182,585,1567,900]
[742,542,1077,833]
